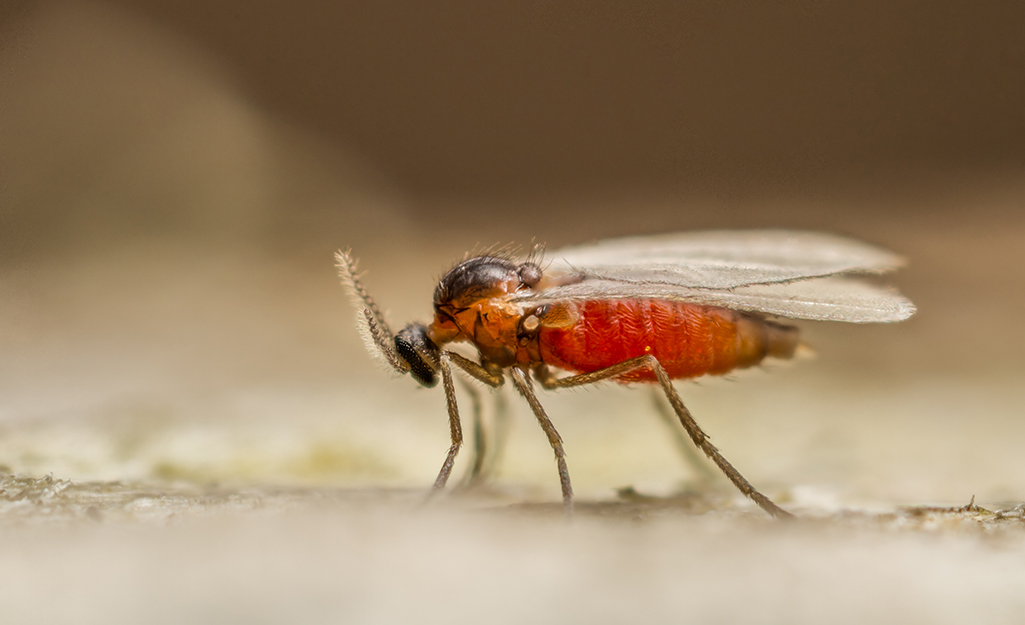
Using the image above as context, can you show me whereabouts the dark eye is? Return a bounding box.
[394,324,439,388]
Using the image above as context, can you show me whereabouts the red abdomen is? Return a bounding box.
[537,299,797,382]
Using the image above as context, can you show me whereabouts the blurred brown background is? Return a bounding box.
[4,1,1024,246]
[78,1,1025,197]
[0,0,1023,500]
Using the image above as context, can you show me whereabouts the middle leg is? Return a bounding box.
[510,367,573,517]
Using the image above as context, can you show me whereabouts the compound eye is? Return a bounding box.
[517,263,542,288]
[394,324,439,388]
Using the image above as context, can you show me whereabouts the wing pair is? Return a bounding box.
[512,230,915,323]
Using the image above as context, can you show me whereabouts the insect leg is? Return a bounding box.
[535,358,792,519]
[456,376,488,487]
[648,387,719,484]
[533,357,653,389]
[445,351,505,388]
[445,352,504,489]
[647,361,792,519]
[428,352,464,495]
[510,368,574,517]
[459,383,512,488]
[482,388,511,481]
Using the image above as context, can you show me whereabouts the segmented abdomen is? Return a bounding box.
[537,299,797,382]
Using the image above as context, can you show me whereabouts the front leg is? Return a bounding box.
[428,351,464,495]
[430,351,505,497]
[446,351,505,388]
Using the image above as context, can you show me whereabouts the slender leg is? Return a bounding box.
[446,351,507,487]
[648,387,719,484]
[456,377,488,487]
[510,368,574,517]
[461,384,512,488]
[482,388,511,480]
[446,351,505,388]
[428,352,464,495]
[429,351,505,497]
[535,357,792,519]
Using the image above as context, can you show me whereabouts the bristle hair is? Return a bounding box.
[335,250,408,374]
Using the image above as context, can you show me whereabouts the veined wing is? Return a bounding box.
[511,277,915,323]
[544,230,905,290]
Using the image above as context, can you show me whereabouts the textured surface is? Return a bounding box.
[1,474,1024,625]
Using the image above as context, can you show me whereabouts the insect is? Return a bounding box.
[336,230,915,518]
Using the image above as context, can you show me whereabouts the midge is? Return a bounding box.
[336,230,915,518]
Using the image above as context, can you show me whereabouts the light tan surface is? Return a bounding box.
[1,473,1024,625]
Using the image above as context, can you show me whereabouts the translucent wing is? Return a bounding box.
[511,230,914,323]
[512,277,915,323]
[544,230,905,289]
